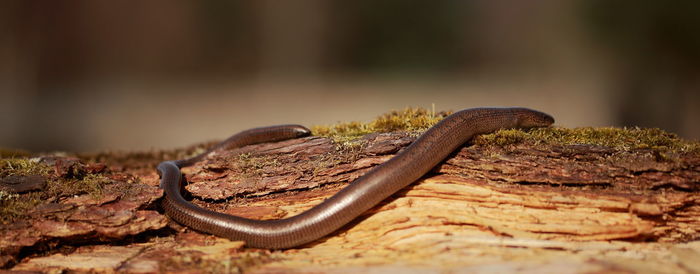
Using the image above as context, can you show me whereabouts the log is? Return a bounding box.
[1,109,699,273]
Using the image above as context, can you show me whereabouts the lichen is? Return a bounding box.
[311,107,451,146]
[475,127,699,154]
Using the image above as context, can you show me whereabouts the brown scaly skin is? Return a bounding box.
[158,107,554,249]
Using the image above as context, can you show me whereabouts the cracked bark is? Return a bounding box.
[2,129,700,273]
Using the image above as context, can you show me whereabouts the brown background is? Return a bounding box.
[1,1,698,152]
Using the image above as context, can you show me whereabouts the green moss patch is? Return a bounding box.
[312,108,698,155]
[0,158,51,178]
[47,173,108,199]
[0,191,41,223]
[312,107,451,145]
[475,127,699,153]
[0,159,49,223]
[0,157,109,224]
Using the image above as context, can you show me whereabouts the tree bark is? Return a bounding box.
[2,129,699,273]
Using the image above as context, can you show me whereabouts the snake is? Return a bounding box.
[157,107,554,249]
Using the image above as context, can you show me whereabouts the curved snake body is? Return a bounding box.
[158,107,554,248]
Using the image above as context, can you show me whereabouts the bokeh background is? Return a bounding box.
[1,1,698,152]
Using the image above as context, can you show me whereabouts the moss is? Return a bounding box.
[46,173,108,199]
[312,107,451,146]
[0,176,108,224]
[235,153,281,178]
[475,127,700,153]
[312,107,698,154]
[0,158,52,177]
[0,191,42,224]
[0,159,50,223]
[0,157,109,224]
[474,129,529,147]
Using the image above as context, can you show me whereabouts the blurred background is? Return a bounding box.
[1,1,698,152]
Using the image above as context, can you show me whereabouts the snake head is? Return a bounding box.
[514,108,555,128]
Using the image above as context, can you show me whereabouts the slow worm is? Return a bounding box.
[157,107,554,248]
